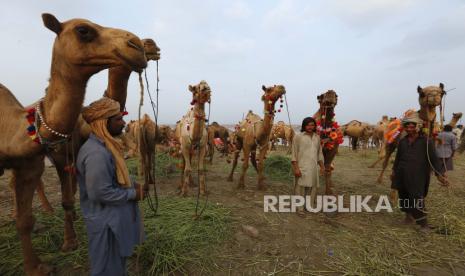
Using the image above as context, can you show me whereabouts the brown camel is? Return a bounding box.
[369,83,446,183]
[342,120,375,150]
[207,122,231,164]
[270,121,295,153]
[448,112,462,128]
[227,85,286,190]
[9,38,159,254]
[372,115,390,148]
[312,90,341,195]
[0,14,147,275]
[174,81,211,196]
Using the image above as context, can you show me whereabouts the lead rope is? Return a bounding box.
[136,72,145,275]
[194,101,211,219]
[143,68,159,215]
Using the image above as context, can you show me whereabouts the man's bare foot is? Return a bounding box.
[401,214,415,225]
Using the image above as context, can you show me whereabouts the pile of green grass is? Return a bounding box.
[0,197,231,275]
[264,154,293,182]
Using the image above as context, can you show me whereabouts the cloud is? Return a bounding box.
[206,36,255,56]
[329,0,418,30]
[224,1,252,19]
[261,0,317,32]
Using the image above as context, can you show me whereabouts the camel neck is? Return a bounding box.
[318,106,335,128]
[418,106,436,123]
[258,101,275,142]
[106,66,132,111]
[192,104,206,142]
[42,58,88,139]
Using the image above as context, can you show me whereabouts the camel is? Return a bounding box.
[8,38,159,255]
[369,83,446,183]
[270,121,295,153]
[207,122,231,164]
[0,14,147,275]
[227,85,286,190]
[312,90,342,195]
[372,115,390,148]
[342,120,375,150]
[174,81,211,196]
[448,112,462,128]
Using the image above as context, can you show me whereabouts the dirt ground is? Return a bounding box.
[1,146,465,275]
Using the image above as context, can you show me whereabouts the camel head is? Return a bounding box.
[188,80,211,105]
[142,38,161,61]
[452,112,463,120]
[317,90,338,109]
[417,83,445,109]
[42,13,147,78]
[261,85,286,104]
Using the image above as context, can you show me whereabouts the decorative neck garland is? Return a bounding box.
[316,115,344,150]
[35,98,71,139]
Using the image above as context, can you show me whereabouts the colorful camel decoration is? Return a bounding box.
[228,85,286,190]
[174,81,211,196]
[0,14,147,275]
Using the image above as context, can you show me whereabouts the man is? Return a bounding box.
[391,116,448,232]
[291,117,325,216]
[77,97,145,275]
[436,124,457,174]
[453,124,463,144]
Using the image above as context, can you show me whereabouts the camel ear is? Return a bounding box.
[42,13,62,35]
[417,86,423,94]
[262,85,266,92]
[188,85,195,92]
[439,83,444,90]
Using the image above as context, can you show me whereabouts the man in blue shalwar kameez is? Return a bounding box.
[77,97,145,275]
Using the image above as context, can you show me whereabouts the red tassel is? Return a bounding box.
[122,111,128,116]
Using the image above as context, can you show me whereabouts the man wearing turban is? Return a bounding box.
[77,97,145,275]
[391,112,448,232]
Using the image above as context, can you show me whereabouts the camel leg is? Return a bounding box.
[198,144,207,195]
[324,166,334,195]
[257,145,269,191]
[238,148,250,189]
[9,174,18,220]
[227,148,241,182]
[36,179,54,215]
[208,143,214,165]
[14,159,52,275]
[368,143,386,168]
[250,150,258,172]
[178,158,185,193]
[55,164,78,252]
[181,147,192,197]
[286,140,292,155]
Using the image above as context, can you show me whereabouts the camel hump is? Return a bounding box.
[0,83,24,109]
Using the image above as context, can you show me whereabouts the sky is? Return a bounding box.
[1,0,464,125]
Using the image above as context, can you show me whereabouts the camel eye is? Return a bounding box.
[75,25,96,42]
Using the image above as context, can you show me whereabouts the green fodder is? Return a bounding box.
[0,197,231,275]
[264,154,293,182]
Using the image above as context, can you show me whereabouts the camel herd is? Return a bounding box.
[0,14,463,275]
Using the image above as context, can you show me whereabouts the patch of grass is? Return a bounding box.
[264,154,293,182]
[0,197,231,275]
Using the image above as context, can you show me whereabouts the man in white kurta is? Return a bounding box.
[291,117,324,215]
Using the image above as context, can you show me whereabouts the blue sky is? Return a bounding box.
[1,0,464,125]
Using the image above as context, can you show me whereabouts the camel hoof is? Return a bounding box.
[237,184,245,189]
[61,239,79,252]
[42,207,54,215]
[227,176,233,182]
[200,190,209,196]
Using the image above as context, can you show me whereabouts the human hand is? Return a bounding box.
[294,168,302,178]
[134,183,147,201]
[437,174,449,187]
